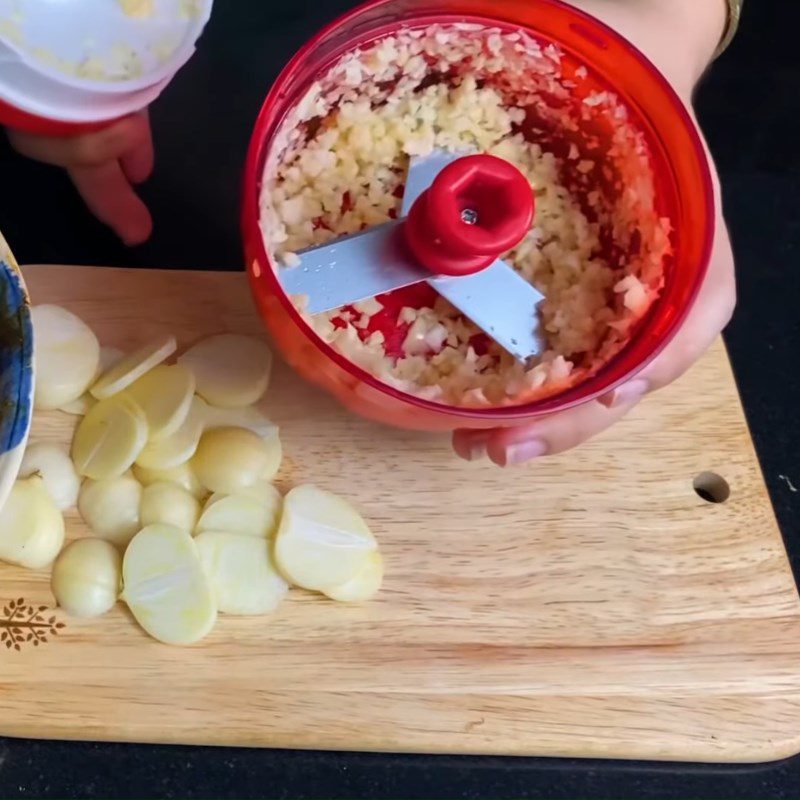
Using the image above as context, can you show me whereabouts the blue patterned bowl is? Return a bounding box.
[0,232,34,511]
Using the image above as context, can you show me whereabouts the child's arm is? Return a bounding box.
[6,110,154,246]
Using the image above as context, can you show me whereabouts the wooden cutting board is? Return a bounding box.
[1,264,799,763]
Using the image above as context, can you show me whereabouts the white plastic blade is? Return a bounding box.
[430,267,544,362]
[280,222,428,314]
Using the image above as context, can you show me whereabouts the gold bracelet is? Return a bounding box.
[714,0,743,58]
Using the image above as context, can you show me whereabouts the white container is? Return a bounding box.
[0,0,212,129]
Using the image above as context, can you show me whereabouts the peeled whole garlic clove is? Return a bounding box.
[78,474,143,547]
[192,427,282,495]
[19,442,81,510]
[0,476,65,569]
[51,538,121,618]
[139,481,201,533]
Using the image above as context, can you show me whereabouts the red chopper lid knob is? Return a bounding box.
[404,154,535,277]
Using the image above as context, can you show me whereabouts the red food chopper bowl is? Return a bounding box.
[242,0,714,432]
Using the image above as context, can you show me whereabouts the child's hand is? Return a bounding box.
[7,110,154,246]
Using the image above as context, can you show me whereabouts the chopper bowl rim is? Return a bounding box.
[242,0,715,422]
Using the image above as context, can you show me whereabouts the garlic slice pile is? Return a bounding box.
[3,304,383,648]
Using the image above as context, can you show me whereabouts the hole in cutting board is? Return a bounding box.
[693,472,731,504]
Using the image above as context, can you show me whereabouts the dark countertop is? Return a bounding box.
[0,1,798,797]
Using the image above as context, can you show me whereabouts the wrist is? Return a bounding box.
[567,0,727,98]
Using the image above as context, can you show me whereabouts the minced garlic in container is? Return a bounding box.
[260,24,671,408]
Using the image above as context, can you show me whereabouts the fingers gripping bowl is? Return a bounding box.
[242,0,714,432]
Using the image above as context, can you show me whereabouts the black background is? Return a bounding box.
[1,1,799,797]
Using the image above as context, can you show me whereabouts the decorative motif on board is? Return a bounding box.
[1,598,65,651]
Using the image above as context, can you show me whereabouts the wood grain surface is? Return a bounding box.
[0,264,798,762]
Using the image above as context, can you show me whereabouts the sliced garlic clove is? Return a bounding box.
[139,481,200,533]
[204,482,282,514]
[324,551,384,602]
[192,427,282,494]
[0,476,65,569]
[32,304,100,410]
[274,484,376,591]
[91,335,177,400]
[195,531,288,615]
[51,539,121,618]
[196,493,279,538]
[202,403,278,439]
[127,363,195,441]
[135,396,206,470]
[178,334,272,408]
[72,393,148,480]
[122,524,217,646]
[19,442,81,510]
[78,473,143,548]
[133,462,206,500]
